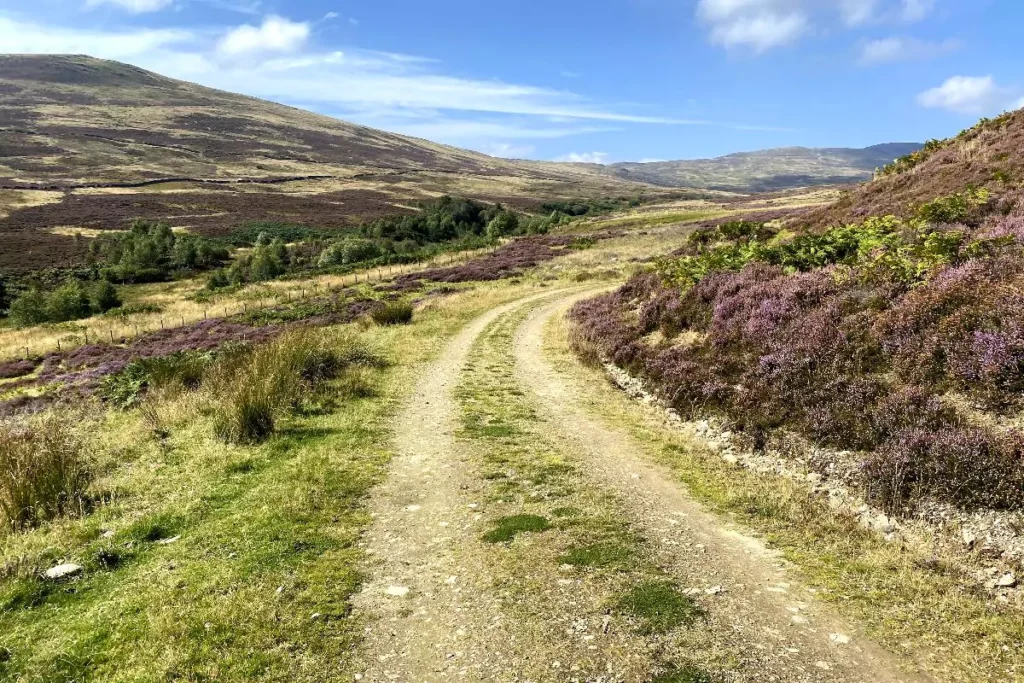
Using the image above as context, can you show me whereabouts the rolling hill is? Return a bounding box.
[0,54,663,273]
[600,143,922,193]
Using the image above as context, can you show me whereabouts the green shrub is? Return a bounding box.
[44,281,92,322]
[486,211,519,238]
[205,269,230,291]
[569,236,597,250]
[101,350,218,409]
[89,280,122,313]
[0,414,90,531]
[317,238,384,267]
[371,301,414,326]
[7,289,49,327]
[916,188,991,224]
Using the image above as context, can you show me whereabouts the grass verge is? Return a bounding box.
[0,282,545,682]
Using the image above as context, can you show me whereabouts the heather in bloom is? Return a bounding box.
[571,202,1024,513]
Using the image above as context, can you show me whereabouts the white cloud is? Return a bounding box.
[697,0,809,52]
[899,0,935,22]
[859,36,959,64]
[555,152,610,164]
[217,15,310,56]
[917,75,1014,115]
[0,16,191,56]
[85,0,173,12]
[696,0,937,52]
[840,0,880,26]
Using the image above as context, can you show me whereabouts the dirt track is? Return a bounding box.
[352,288,930,682]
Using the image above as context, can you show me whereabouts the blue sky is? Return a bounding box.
[0,0,1020,162]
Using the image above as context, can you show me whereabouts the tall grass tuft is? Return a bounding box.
[0,414,90,531]
[370,301,414,326]
[208,329,384,444]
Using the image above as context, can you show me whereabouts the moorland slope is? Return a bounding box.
[0,55,662,273]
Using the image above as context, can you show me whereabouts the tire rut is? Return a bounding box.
[351,287,589,682]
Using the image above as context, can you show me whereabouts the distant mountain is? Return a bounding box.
[599,143,923,193]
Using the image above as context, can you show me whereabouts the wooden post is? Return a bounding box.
[110,330,114,343]
[57,340,61,353]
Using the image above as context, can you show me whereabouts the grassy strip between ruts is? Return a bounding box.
[0,282,545,682]
[455,300,727,682]
[546,311,1024,683]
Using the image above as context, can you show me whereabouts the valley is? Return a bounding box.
[1,53,1023,683]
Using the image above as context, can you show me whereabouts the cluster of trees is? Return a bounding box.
[91,221,229,283]
[541,197,641,217]
[7,279,121,327]
[207,234,291,289]
[205,197,558,290]
[361,196,525,243]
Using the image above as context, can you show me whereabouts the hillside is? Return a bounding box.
[602,143,922,192]
[807,109,1024,227]
[0,55,661,273]
[572,107,1024,518]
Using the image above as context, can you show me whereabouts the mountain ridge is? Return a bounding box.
[597,142,923,192]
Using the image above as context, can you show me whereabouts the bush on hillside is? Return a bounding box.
[7,280,122,327]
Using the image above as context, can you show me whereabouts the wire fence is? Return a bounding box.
[0,245,496,364]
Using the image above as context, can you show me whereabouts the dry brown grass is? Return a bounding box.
[0,412,90,531]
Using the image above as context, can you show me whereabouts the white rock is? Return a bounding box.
[43,563,82,580]
[722,454,739,466]
[156,535,181,545]
[830,633,851,646]
[997,572,1017,588]
[705,585,724,595]
[386,585,410,597]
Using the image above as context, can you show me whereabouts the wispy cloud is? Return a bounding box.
[696,0,938,53]
[554,151,610,164]
[84,0,173,13]
[859,36,959,64]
